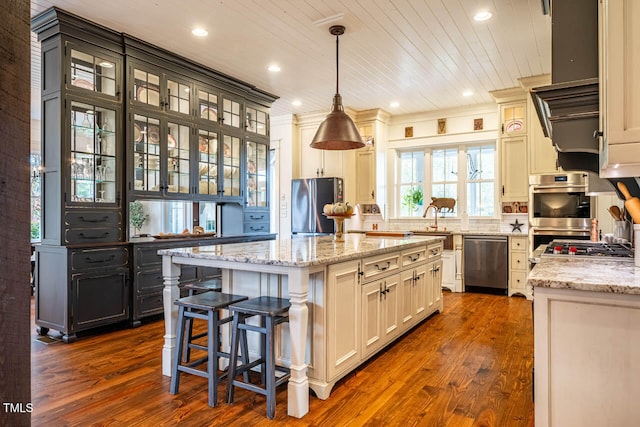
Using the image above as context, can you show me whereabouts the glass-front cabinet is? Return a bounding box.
[245,140,268,208]
[130,63,192,117]
[69,101,118,204]
[68,47,120,100]
[131,113,192,198]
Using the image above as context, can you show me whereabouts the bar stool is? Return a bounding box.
[170,291,249,407]
[182,277,222,362]
[226,296,291,419]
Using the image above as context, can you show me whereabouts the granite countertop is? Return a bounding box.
[528,257,640,295]
[349,229,527,237]
[158,234,443,268]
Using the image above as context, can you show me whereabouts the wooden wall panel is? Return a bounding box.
[0,0,31,425]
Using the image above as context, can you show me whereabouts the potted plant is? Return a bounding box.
[401,186,424,214]
[129,200,148,237]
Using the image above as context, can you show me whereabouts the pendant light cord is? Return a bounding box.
[335,32,340,94]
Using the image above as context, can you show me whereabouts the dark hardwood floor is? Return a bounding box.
[31,292,534,426]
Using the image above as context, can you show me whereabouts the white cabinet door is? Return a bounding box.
[430,259,443,312]
[381,274,400,341]
[500,135,528,201]
[441,251,455,292]
[355,148,376,204]
[399,269,415,330]
[326,259,361,380]
[413,263,428,322]
[361,273,400,359]
[361,280,383,358]
[599,0,640,177]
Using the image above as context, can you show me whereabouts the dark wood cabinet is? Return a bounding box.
[32,7,276,340]
[35,245,130,343]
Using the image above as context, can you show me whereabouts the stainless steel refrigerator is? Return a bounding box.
[291,177,344,235]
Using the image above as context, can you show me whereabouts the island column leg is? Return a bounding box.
[162,255,181,377]
[287,268,310,418]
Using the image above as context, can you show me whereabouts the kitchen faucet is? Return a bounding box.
[422,205,440,231]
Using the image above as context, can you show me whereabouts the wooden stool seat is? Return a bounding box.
[170,291,249,407]
[226,296,291,419]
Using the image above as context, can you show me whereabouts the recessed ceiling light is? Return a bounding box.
[474,10,492,21]
[463,90,474,97]
[268,64,281,72]
[192,28,208,37]
[292,100,302,106]
[390,101,400,108]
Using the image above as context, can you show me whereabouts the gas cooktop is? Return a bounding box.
[542,240,633,259]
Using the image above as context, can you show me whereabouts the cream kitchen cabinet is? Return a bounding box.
[508,235,531,299]
[441,250,455,292]
[427,259,442,313]
[399,251,428,331]
[534,286,640,426]
[298,125,344,179]
[598,0,640,178]
[500,101,527,137]
[500,135,529,201]
[355,148,376,204]
[326,258,362,381]
[361,273,401,359]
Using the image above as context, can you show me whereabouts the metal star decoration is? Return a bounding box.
[510,218,524,233]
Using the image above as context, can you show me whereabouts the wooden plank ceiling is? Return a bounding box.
[30,0,551,118]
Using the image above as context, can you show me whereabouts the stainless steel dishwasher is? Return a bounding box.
[463,235,508,293]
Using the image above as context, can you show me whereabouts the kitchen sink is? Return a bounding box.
[411,230,454,250]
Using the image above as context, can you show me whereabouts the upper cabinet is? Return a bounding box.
[32,17,125,245]
[122,38,275,203]
[490,90,530,202]
[68,47,121,100]
[500,102,527,137]
[33,8,277,242]
[598,0,640,177]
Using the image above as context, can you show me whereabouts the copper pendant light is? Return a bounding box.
[310,25,365,150]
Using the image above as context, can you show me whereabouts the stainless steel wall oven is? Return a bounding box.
[529,173,593,252]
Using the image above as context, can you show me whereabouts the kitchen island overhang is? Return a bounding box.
[159,234,445,418]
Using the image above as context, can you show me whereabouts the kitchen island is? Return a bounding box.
[528,257,640,427]
[160,234,444,418]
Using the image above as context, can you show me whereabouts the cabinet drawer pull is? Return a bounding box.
[409,254,421,262]
[430,249,440,255]
[374,261,391,271]
[79,232,110,240]
[85,254,116,264]
[249,225,265,231]
[249,215,265,220]
[79,215,109,223]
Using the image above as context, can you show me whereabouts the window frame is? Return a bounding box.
[393,141,498,220]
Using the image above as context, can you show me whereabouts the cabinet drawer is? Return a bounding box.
[401,247,426,267]
[510,252,528,271]
[65,211,120,227]
[71,247,129,271]
[427,242,443,260]
[509,270,528,290]
[362,252,400,281]
[244,210,269,222]
[65,226,122,244]
[134,292,164,319]
[135,266,198,294]
[134,246,163,268]
[510,236,528,251]
[244,221,270,233]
